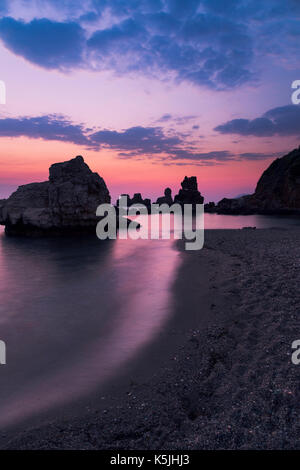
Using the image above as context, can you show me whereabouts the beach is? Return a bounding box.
[1,0,300,454]
[2,227,299,450]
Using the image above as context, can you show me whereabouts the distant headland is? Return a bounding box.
[205,147,300,215]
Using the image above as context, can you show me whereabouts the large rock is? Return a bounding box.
[0,156,111,236]
[174,176,204,207]
[212,147,300,215]
[254,147,300,210]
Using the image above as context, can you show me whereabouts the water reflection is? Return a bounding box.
[0,211,299,427]
[204,213,300,229]
[0,227,180,427]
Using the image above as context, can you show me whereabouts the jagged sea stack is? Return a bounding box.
[0,156,110,236]
[156,188,173,205]
[174,176,204,207]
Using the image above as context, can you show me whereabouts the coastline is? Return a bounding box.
[2,228,300,450]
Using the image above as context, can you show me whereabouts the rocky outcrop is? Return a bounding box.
[0,156,111,236]
[0,199,6,222]
[204,201,216,213]
[156,187,173,205]
[130,193,151,210]
[117,193,151,211]
[174,176,204,207]
[254,147,300,210]
[213,195,255,215]
[211,147,300,215]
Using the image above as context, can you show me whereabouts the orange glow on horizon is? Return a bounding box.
[0,136,280,202]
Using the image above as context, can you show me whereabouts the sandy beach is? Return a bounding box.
[2,228,300,450]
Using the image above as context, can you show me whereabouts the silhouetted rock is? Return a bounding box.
[212,147,300,215]
[0,156,111,236]
[116,194,130,209]
[118,193,151,211]
[174,176,204,207]
[130,193,151,209]
[0,199,6,221]
[143,198,151,209]
[254,147,300,210]
[204,201,216,212]
[131,193,143,205]
[156,187,173,205]
[181,176,198,191]
[215,195,254,215]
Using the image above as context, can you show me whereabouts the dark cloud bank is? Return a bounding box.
[215,105,300,137]
[0,0,299,89]
[0,113,283,165]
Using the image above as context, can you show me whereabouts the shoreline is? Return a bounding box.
[2,228,300,450]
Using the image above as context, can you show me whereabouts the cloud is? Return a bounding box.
[0,114,94,147]
[155,114,173,123]
[0,1,298,89]
[0,113,282,165]
[155,114,197,125]
[89,126,275,164]
[90,127,236,163]
[215,105,300,137]
[0,0,8,15]
[87,18,145,56]
[239,151,282,160]
[0,17,85,69]
[90,126,181,155]
[0,2,254,89]
[0,115,186,156]
[165,149,235,161]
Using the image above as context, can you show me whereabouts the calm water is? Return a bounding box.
[0,228,180,428]
[0,213,299,429]
[204,213,300,229]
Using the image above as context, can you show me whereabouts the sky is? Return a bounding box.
[0,0,299,203]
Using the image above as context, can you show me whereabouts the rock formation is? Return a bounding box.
[130,193,151,209]
[254,147,300,210]
[174,176,204,207]
[204,201,216,213]
[156,187,173,205]
[117,193,151,211]
[0,156,111,236]
[210,147,300,215]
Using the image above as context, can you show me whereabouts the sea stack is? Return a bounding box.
[156,188,173,205]
[174,176,204,207]
[0,156,111,236]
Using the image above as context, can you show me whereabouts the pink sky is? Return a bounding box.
[0,3,299,203]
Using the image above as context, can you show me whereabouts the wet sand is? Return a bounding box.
[2,228,300,450]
